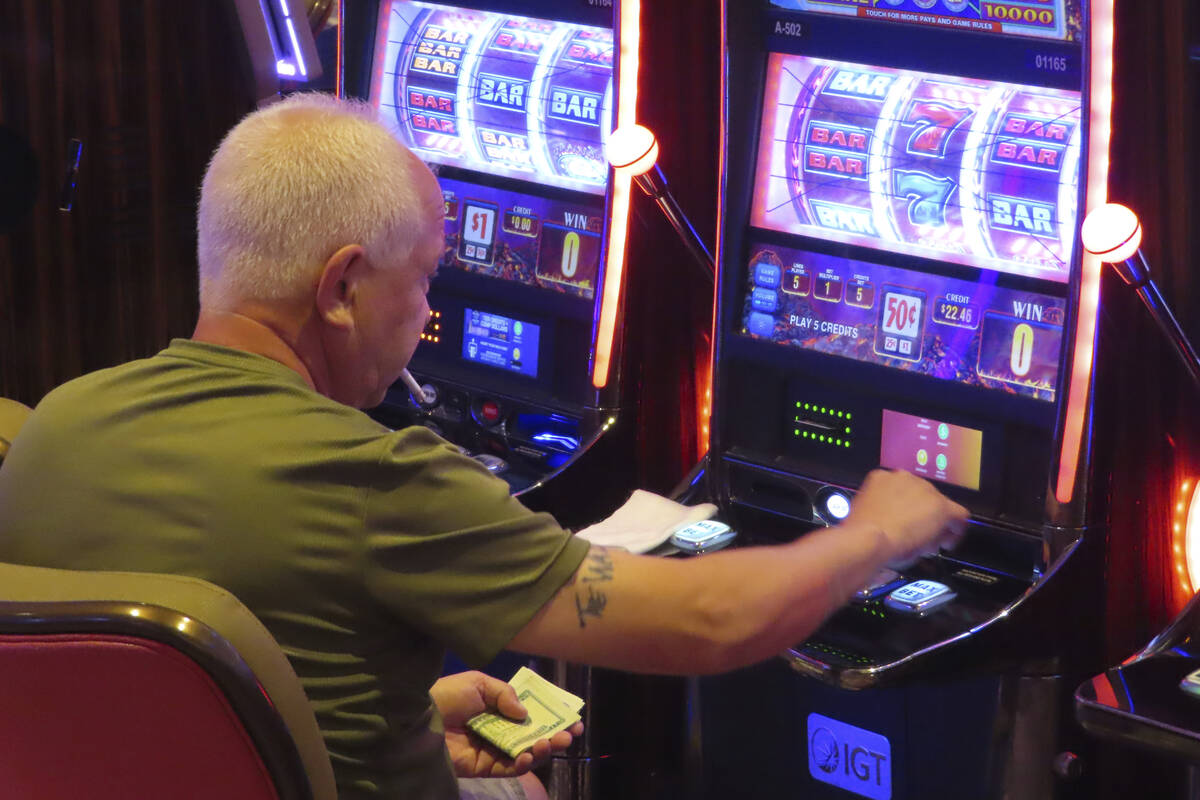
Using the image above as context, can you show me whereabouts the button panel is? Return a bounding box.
[384,375,590,490]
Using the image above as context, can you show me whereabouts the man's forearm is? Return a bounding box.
[511,523,891,675]
[512,469,965,676]
[677,520,889,673]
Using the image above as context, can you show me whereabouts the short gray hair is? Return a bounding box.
[197,93,431,309]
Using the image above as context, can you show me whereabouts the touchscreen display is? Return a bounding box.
[462,308,542,377]
[369,1,614,194]
[768,0,1082,41]
[741,240,1064,401]
[751,53,1083,282]
[880,410,982,490]
[440,176,602,299]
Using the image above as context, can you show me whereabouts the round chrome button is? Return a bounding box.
[418,383,439,408]
[824,491,851,521]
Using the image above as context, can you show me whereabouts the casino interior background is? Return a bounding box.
[0,0,1197,796]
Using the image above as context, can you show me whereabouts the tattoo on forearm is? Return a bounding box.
[574,547,615,627]
[575,584,607,628]
[581,547,614,583]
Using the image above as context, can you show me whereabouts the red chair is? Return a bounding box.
[0,563,337,800]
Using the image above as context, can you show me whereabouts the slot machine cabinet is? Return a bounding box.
[1077,572,1200,799]
[231,0,325,103]
[696,1,1119,798]
[338,0,644,511]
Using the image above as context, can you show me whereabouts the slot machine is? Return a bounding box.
[1076,575,1200,797]
[231,0,325,103]
[338,0,641,497]
[697,1,1117,798]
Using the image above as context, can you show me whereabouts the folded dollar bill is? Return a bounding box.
[465,667,584,758]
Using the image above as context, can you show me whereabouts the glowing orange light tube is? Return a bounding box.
[698,4,729,457]
[1182,479,1200,601]
[1055,0,1115,504]
[591,0,642,389]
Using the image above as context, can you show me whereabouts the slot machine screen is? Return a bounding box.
[740,53,1083,402]
[752,54,1082,280]
[462,308,542,377]
[879,410,983,490]
[360,0,616,407]
[369,1,613,195]
[439,174,602,300]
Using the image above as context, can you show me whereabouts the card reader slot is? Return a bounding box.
[794,416,839,434]
[728,463,813,525]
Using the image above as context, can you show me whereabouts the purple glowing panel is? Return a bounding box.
[741,240,1065,400]
[440,176,602,299]
[369,1,613,194]
[769,0,1082,41]
[751,54,1083,283]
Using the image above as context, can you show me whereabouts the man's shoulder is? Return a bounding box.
[34,353,166,414]
[29,343,387,440]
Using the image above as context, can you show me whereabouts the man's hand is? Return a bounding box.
[431,670,584,779]
[846,469,969,567]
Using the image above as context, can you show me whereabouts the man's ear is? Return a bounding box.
[315,244,366,329]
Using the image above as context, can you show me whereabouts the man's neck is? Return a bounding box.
[192,307,323,393]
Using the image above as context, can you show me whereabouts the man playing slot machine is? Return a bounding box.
[0,94,966,800]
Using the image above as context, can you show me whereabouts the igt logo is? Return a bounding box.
[810,727,840,773]
[807,713,892,800]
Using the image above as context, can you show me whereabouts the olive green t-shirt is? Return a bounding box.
[0,339,590,799]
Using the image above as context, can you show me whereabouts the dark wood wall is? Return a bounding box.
[620,0,720,492]
[1110,0,1198,333]
[0,0,255,407]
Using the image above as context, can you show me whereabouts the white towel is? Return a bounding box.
[575,490,718,554]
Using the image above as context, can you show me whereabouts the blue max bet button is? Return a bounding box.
[754,261,782,289]
[748,312,776,338]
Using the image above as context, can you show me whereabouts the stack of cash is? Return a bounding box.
[466,667,584,758]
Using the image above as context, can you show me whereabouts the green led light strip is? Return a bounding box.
[793,399,854,447]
